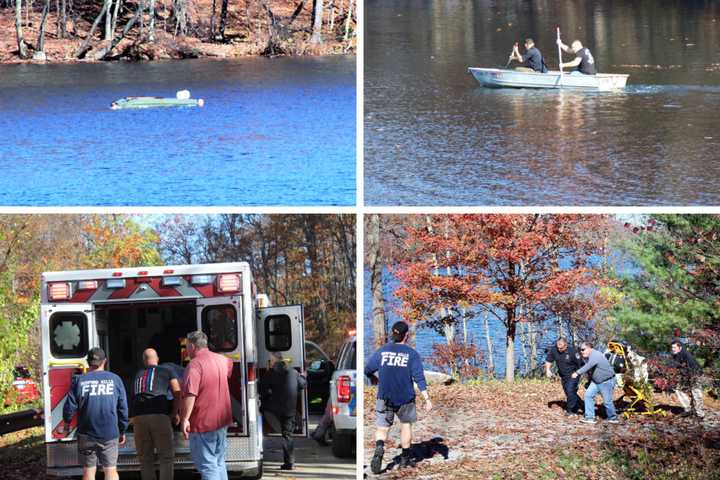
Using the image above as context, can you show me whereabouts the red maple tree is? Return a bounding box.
[395,214,615,382]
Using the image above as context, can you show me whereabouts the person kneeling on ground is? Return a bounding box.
[510,38,548,73]
[671,340,705,419]
[545,338,584,417]
[365,321,431,474]
[572,342,619,424]
[259,352,307,470]
[556,39,596,75]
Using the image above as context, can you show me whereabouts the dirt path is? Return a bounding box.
[364,381,720,479]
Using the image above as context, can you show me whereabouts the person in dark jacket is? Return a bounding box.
[61,347,128,480]
[572,342,619,424]
[260,352,307,470]
[132,348,181,480]
[545,338,584,416]
[671,340,705,418]
[365,321,432,474]
[510,38,548,73]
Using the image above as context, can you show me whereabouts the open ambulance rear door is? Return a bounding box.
[256,305,308,436]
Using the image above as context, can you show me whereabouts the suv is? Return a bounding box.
[329,331,356,458]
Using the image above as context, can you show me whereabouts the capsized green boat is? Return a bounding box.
[111,90,205,110]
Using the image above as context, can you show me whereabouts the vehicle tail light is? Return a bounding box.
[48,282,71,301]
[217,274,240,293]
[337,375,352,403]
[77,280,98,290]
[247,363,256,382]
[112,272,123,277]
[347,329,356,337]
[332,406,340,415]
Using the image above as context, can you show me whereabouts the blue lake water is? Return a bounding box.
[365,0,720,206]
[363,270,581,379]
[0,56,356,206]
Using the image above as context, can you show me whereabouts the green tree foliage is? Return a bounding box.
[614,214,720,357]
[0,215,161,411]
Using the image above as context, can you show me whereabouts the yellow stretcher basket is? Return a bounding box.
[607,341,667,418]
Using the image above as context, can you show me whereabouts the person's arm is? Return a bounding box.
[61,377,79,435]
[180,364,199,439]
[544,350,554,378]
[180,395,196,440]
[411,351,432,412]
[556,39,570,52]
[561,57,582,69]
[297,370,307,391]
[118,381,129,445]
[169,378,181,424]
[574,352,599,376]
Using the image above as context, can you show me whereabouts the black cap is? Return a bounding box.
[390,321,409,342]
[87,347,106,367]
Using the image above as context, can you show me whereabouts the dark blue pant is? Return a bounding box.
[561,377,582,413]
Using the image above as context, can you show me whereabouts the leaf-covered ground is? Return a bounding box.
[0,427,45,480]
[364,381,720,479]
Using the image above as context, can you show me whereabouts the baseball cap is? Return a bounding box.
[87,347,106,367]
[391,321,409,337]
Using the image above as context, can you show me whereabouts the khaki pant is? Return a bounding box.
[134,414,175,480]
[675,386,705,417]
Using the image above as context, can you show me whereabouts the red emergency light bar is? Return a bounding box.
[217,274,241,293]
[48,282,71,301]
[112,272,123,277]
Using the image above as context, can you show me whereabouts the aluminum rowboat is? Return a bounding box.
[468,67,629,90]
[110,96,205,109]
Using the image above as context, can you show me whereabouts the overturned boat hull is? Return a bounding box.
[468,67,629,91]
[111,97,205,109]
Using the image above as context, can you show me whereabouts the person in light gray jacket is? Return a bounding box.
[571,342,619,424]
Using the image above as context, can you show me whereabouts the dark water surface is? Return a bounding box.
[0,56,355,206]
[365,0,720,206]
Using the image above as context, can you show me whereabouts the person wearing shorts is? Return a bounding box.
[61,347,128,480]
[365,321,431,474]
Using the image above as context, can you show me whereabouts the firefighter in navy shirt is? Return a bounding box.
[545,338,584,416]
[557,39,597,75]
[365,321,431,474]
[61,347,128,480]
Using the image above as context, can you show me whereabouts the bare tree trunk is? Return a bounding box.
[173,0,187,36]
[209,0,217,40]
[104,0,113,40]
[148,0,155,41]
[505,307,516,383]
[484,313,494,376]
[37,0,51,52]
[111,0,121,34]
[343,0,352,41]
[368,214,387,348]
[15,0,29,59]
[218,0,228,41]
[328,0,334,34]
[309,0,323,44]
[75,0,111,58]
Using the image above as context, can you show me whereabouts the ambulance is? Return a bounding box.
[41,262,308,478]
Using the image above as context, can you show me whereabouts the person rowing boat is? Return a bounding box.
[509,38,548,73]
[556,39,596,75]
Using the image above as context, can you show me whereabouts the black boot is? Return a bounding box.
[370,441,384,474]
[399,448,416,469]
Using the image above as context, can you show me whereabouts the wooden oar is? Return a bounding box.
[505,42,518,68]
[557,27,563,83]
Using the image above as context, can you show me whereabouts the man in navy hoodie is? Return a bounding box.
[62,347,129,480]
[365,321,431,474]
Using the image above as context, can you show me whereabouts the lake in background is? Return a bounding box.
[0,56,355,206]
[365,0,720,205]
[363,271,582,379]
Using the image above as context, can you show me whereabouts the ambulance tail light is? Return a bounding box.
[337,375,352,403]
[247,363,256,382]
[347,329,356,337]
[217,274,240,293]
[48,282,71,301]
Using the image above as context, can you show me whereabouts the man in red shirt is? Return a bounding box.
[180,331,233,480]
